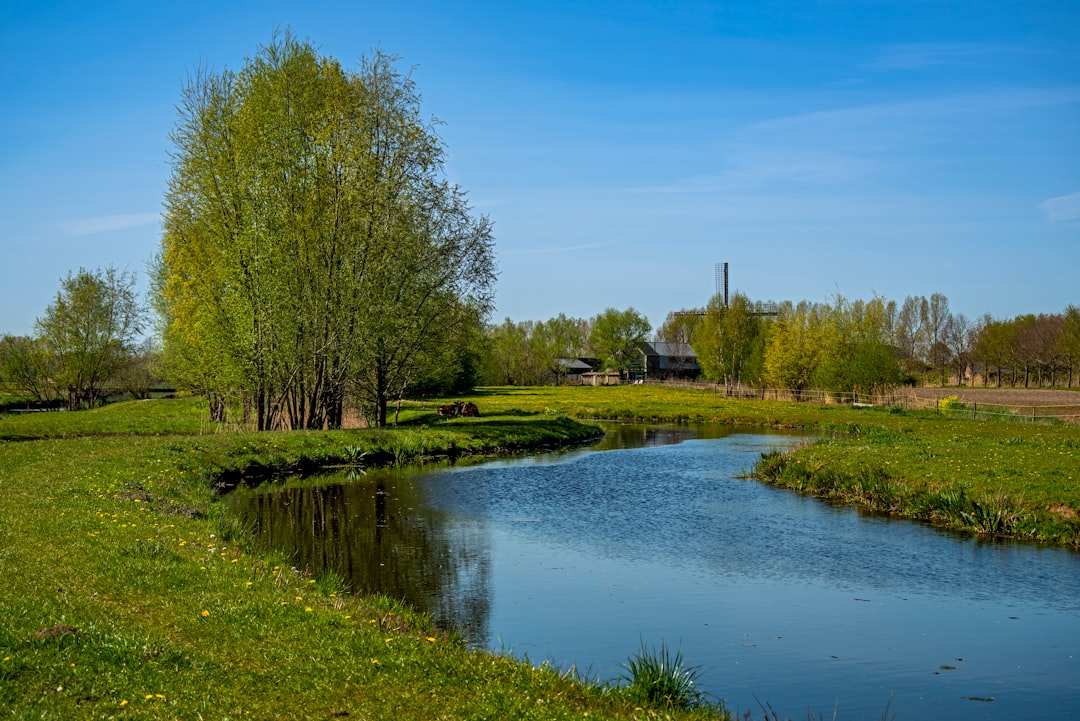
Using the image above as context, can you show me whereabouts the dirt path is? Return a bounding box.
[900,387,1080,406]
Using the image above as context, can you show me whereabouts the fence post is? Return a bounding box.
[973,401,977,420]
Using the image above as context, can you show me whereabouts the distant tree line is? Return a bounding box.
[482,294,1080,393]
[687,292,1080,392]
[5,274,1078,415]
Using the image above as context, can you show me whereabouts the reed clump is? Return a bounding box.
[619,639,710,711]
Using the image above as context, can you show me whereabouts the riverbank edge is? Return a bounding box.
[1,406,734,720]
[750,448,1080,548]
[562,410,1079,549]
[201,415,607,493]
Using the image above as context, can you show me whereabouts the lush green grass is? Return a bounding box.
[452,385,864,428]
[1,397,727,720]
[0,395,208,439]
[753,417,1080,545]
[3,386,1077,720]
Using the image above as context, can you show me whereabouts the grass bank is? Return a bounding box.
[2,398,727,720]
[3,386,1076,719]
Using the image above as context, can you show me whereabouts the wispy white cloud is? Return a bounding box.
[744,87,1080,142]
[863,42,1019,72]
[1040,191,1080,222]
[62,213,160,236]
[630,86,1080,196]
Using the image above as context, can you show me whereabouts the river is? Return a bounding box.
[225,423,1080,719]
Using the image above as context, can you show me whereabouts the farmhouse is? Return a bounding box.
[638,342,700,381]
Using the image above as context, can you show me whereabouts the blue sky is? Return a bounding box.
[2,0,1077,337]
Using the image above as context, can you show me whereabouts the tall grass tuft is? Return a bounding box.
[959,491,1024,535]
[619,638,706,710]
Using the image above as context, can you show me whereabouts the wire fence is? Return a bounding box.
[642,379,1080,424]
[896,394,1080,424]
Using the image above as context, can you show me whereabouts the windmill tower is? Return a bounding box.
[715,262,729,307]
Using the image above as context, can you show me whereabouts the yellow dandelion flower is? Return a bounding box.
[119,700,128,707]
[426,637,437,643]
[305,607,313,613]
[201,610,210,617]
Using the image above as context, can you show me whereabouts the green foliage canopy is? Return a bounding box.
[692,292,766,386]
[589,307,651,376]
[155,33,495,429]
[34,266,144,410]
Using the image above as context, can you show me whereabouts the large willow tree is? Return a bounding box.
[155,33,495,429]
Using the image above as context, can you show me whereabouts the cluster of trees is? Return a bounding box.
[0,267,154,410]
[4,35,495,427]
[153,34,494,429]
[659,292,903,394]
[681,293,1080,392]
[479,308,650,386]
[975,309,1080,388]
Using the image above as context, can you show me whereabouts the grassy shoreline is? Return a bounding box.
[2,398,728,720]
[2,387,1077,719]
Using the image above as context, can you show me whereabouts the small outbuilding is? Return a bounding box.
[638,342,700,381]
[556,358,596,385]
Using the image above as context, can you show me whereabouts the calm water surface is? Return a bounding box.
[226,424,1080,720]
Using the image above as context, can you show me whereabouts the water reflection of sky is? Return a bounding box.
[230,426,1080,720]
[429,433,1080,615]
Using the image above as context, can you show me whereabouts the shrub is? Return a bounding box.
[937,395,962,411]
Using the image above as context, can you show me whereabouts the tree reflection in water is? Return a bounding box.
[226,423,716,645]
[228,466,492,642]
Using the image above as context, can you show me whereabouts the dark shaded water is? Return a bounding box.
[226,424,1080,719]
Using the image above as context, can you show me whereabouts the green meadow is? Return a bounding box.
[1,387,1077,720]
